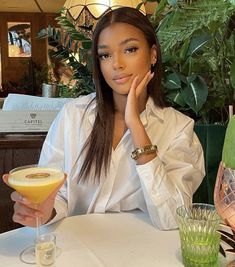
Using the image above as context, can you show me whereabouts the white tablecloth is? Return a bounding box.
[0,212,228,267]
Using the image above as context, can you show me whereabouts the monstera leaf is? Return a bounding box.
[181,75,208,114]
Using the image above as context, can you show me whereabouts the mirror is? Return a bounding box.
[8,22,31,57]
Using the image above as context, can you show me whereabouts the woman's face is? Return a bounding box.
[97,22,156,96]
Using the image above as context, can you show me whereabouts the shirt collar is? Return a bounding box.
[89,93,97,110]
[89,95,165,124]
[141,97,164,125]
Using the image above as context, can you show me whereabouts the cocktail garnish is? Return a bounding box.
[26,173,50,179]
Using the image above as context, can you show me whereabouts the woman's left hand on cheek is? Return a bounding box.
[125,71,154,129]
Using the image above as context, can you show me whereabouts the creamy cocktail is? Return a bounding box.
[8,166,64,204]
[7,165,65,265]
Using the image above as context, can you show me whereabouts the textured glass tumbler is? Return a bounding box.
[176,203,221,267]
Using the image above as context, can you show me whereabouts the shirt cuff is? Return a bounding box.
[45,198,68,226]
[136,156,177,205]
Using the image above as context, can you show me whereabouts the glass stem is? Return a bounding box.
[35,204,41,238]
[36,216,41,238]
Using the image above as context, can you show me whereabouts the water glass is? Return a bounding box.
[35,233,56,267]
[176,203,221,267]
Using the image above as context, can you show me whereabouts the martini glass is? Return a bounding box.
[7,164,65,264]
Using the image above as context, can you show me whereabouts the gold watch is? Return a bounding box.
[131,145,158,160]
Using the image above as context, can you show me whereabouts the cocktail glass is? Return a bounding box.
[7,164,65,264]
[214,162,235,263]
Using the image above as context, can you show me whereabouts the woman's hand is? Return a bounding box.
[2,174,66,227]
[124,71,157,165]
[125,71,154,130]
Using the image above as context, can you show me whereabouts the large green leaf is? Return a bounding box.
[222,115,235,168]
[69,33,90,41]
[187,34,211,56]
[165,72,181,89]
[157,0,234,53]
[162,54,179,63]
[230,59,235,89]
[181,75,208,113]
[166,90,187,107]
[56,17,74,29]
[179,38,191,60]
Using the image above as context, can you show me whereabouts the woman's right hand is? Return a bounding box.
[2,174,65,227]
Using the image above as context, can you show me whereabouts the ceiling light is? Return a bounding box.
[63,0,146,20]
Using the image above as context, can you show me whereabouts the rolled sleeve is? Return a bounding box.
[136,119,205,230]
[45,196,68,225]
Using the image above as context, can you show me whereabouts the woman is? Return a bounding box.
[4,7,205,230]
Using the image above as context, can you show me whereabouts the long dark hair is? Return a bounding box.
[78,7,165,183]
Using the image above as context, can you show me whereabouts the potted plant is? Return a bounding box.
[147,0,235,203]
[150,0,235,122]
[37,9,94,98]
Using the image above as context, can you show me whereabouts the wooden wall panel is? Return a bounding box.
[0,134,45,232]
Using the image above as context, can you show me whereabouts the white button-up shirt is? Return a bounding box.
[39,93,205,230]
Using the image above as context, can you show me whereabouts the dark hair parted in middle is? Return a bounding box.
[78,7,166,183]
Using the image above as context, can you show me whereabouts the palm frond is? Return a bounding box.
[157,0,235,52]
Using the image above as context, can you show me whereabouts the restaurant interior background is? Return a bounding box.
[0,0,156,98]
[0,0,65,97]
[0,0,234,234]
[0,0,157,233]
